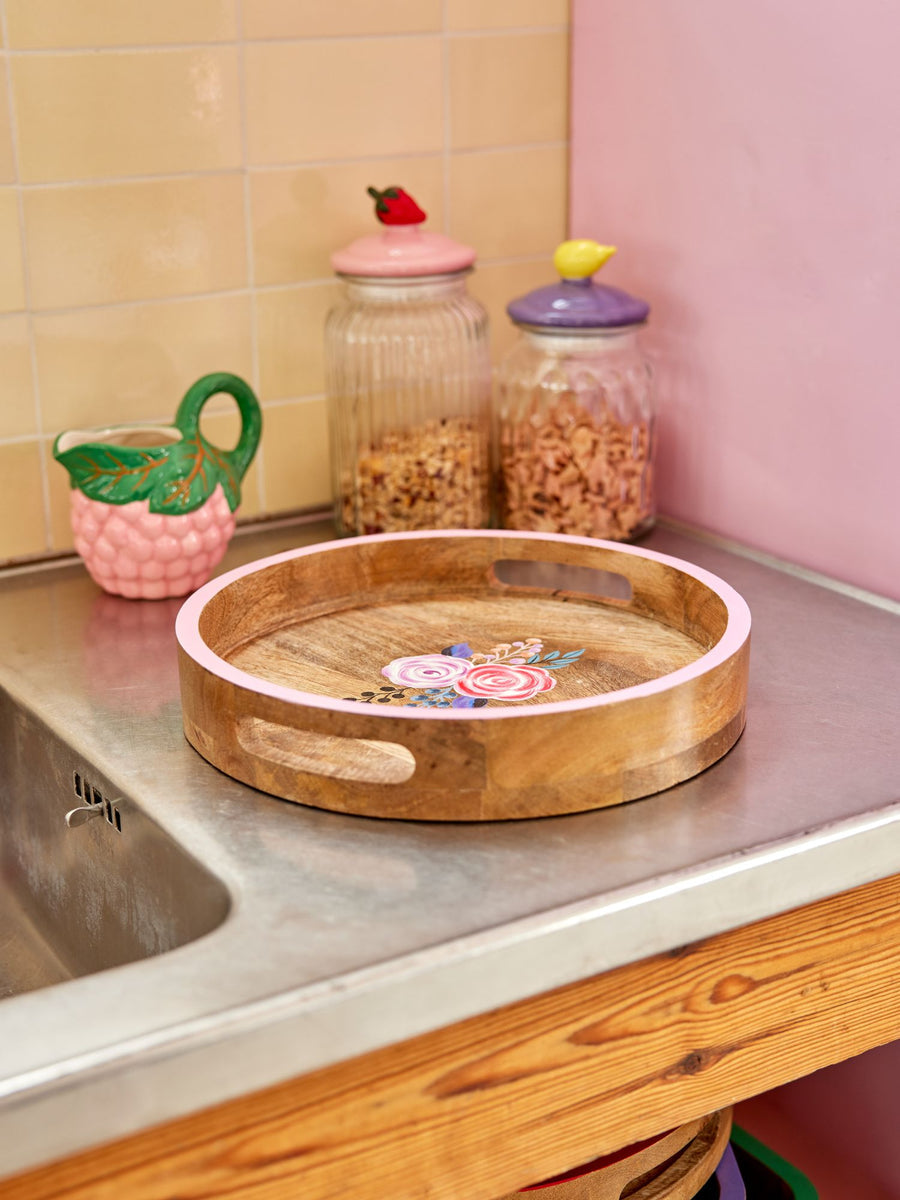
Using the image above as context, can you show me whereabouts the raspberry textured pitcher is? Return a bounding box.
[53,372,261,599]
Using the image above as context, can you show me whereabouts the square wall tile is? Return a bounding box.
[256,282,341,401]
[469,258,558,362]
[0,314,37,437]
[24,175,247,309]
[35,293,254,433]
[261,399,331,514]
[0,441,47,561]
[12,49,242,184]
[450,32,569,150]
[449,145,568,259]
[251,157,444,286]
[446,0,569,30]
[4,0,237,48]
[0,63,16,184]
[44,439,76,552]
[0,189,25,313]
[245,38,443,165]
[243,0,441,38]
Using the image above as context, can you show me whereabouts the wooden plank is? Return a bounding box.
[8,871,900,1200]
[493,1112,718,1200]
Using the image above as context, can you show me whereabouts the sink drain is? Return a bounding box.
[69,771,121,832]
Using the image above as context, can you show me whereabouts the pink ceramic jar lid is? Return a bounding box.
[331,186,476,278]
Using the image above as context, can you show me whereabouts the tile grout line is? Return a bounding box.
[2,393,327,438]
[564,8,573,240]
[0,252,551,324]
[14,142,568,192]
[0,431,56,448]
[234,0,267,514]
[2,28,568,55]
[262,393,327,408]
[0,394,329,448]
[441,1,452,235]
[0,1,54,550]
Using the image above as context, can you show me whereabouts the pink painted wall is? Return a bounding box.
[570,4,900,1181]
[570,0,900,599]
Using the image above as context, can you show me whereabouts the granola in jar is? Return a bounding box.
[341,417,490,534]
[494,239,656,542]
[497,391,654,540]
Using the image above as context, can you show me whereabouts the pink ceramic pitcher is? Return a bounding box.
[54,373,261,600]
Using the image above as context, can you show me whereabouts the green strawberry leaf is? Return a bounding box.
[58,434,242,515]
[147,435,241,515]
[55,444,170,505]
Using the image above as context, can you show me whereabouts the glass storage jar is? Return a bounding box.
[326,187,491,536]
[495,240,656,542]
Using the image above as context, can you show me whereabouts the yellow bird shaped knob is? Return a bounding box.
[553,240,617,280]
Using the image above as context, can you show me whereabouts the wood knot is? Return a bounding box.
[682,1050,706,1075]
[672,1046,725,1076]
[711,974,757,1004]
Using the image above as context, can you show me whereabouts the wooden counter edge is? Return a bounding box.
[8,870,900,1200]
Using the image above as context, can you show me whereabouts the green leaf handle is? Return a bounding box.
[174,372,262,484]
[54,372,262,516]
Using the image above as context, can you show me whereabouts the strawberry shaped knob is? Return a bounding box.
[367,186,427,226]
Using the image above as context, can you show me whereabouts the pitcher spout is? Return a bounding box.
[54,424,182,460]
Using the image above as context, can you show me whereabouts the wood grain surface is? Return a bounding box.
[496,1111,716,1200]
[228,595,705,702]
[179,534,750,819]
[628,1109,730,1199]
[8,872,900,1200]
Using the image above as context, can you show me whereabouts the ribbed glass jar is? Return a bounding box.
[325,272,491,535]
[494,326,655,541]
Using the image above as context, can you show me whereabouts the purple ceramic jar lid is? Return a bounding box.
[507,240,650,330]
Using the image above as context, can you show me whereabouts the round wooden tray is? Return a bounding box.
[502,1109,732,1200]
[175,531,751,821]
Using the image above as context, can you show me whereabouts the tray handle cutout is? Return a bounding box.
[237,717,416,786]
[492,559,633,602]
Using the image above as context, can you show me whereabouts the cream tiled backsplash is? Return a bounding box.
[0,0,569,564]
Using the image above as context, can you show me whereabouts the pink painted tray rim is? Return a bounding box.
[175,530,751,723]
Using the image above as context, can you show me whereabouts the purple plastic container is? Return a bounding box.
[714,1143,747,1198]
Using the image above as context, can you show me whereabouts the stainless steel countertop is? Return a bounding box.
[2,517,899,1177]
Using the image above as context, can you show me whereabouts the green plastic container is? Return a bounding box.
[729,1125,818,1198]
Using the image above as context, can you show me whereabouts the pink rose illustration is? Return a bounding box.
[383,654,472,688]
[452,662,556,702]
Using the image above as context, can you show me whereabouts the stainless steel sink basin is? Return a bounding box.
[0,688,229,999]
